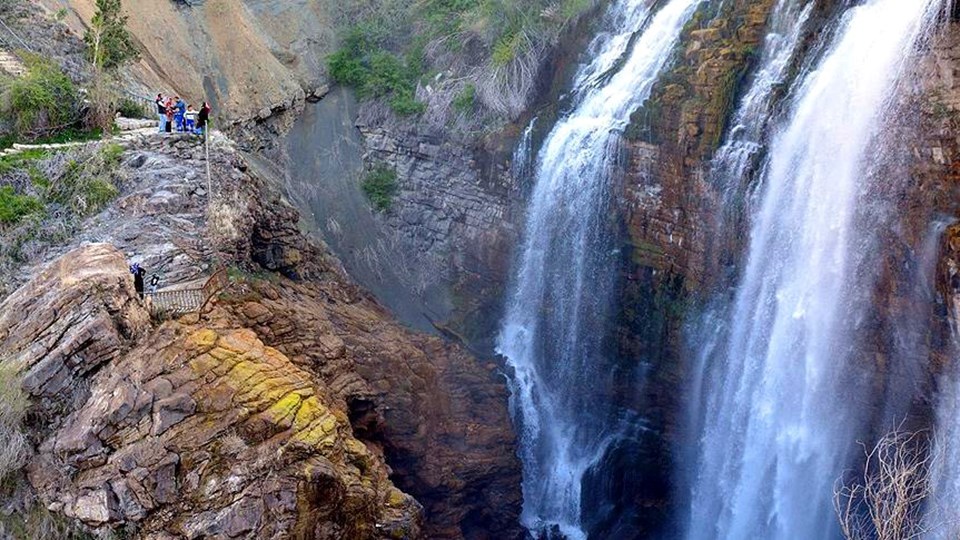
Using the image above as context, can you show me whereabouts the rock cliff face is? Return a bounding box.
[36,0,335,121]
[0,133,522,539]
[887,19,960,415]
[11,0,960,537]
[356,123,522,348]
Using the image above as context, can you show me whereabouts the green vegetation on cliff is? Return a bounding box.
[361,164,399,211]
[84,0,140,132]
[1,54,80,142]
[328,24,426,116]
[0,363,26,482]
[84,0,139,71]
[0,142,124,270]
[0,186,42,225]
[625,0,762,154]
[328,0,600,121]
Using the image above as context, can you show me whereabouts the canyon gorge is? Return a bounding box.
[1,0,960,538]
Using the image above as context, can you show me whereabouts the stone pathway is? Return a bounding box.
[0,48,25,77]
[0,118,160,158]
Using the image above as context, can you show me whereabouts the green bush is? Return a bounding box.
[453,83,477,113]
[100,143,124,166]
[328,25,426,117]
[3,54,79,141]
[116,97,148,119]
[0,186,42,226]
[329,0,597,119]
[361,165,399,212]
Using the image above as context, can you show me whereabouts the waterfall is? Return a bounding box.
[687,0,942,538]
[709,0,811,201]
[685,0,811,473]
[927,353,960,540]
[513,118,538,183]
[496,0,701,537]
[926,249,960,539]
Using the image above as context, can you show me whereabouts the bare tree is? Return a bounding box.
[834,429,939,540]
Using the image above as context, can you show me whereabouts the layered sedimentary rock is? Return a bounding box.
[0,132,522,539]
[1,244,421,538]
[356,124,522,348]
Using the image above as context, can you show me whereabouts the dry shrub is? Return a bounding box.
[834,429,938,540]
[0,361,27,483]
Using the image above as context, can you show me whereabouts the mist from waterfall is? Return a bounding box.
[495,0,701,537]
[926,283,960,539]
[686,0,943,539]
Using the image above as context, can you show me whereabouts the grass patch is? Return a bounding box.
[100,142,124,166]
[0,148,50,175]
[0,186,43,226]
[453,83,477,113]
[0,362,27,485]
[361,164,399,212]
[0,504,106,539]
[47,144,125,216]
[82,177,119,210]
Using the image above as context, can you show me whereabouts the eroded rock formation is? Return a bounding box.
[2,244,421,538]
[0,131,522,539]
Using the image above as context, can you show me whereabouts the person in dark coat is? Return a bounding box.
[197,101,211,134]
[130,263,146,298]
[155,93,166,133]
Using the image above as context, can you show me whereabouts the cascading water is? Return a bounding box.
[927,374,960,539]
[513,118,538,183]
[709,0,810,201]
[925,275,960,540]
[686,0,942,539]
[684,0,811,497]
[496,0,701,537]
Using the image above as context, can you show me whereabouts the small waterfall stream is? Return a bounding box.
[496,0,701,537]
[687,0,942,539]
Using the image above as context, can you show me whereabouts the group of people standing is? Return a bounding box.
[156,93,210,135]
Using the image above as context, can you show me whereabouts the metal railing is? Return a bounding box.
[146,267,229,317]
[0,17,33,52]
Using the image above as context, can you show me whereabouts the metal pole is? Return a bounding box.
[0,18,33,52]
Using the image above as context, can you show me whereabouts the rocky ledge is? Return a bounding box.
[0,132,523,539]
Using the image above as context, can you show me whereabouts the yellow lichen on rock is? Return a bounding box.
[188,329,219,351]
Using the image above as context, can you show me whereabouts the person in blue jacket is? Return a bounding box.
[174,97,187,132]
